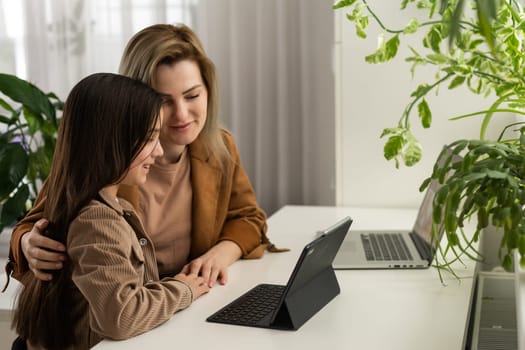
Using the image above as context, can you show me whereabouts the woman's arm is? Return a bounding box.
[8,180,66,281]
[184,130,277,287]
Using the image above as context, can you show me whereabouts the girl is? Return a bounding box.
[12,73,209,349]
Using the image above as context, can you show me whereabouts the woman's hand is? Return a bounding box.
[174,273,210,301]
[21,219,67,281]
[181,240,242,288]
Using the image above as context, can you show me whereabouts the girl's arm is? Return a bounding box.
[68,204,208,339]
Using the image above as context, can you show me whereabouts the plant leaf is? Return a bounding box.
[476,0,496,54]
[418,99,432,128]
[383,134,405,161]
[403,141,422,166]
[365,34,400,63]
[404,18,419,34]
[384,35,400,60]
[426,53,448,64]
[448,0,465,48]
[0,184,29,228]
[448,76,465,89]
[332,0,357,10]
[0,73,56,124]
[0,143,28,199]
[425,26,443,52]
[23,106,43,135]
[0,96,16,114]
[411,84,431,98]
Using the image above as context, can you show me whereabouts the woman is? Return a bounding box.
[12,73,209,349]
[6,24,284,290]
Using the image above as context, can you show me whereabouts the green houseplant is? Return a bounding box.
[0,73,62,232]
[333,0,525,274]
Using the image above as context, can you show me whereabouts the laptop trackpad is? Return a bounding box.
[333,238,361,265]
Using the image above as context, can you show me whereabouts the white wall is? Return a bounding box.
[334,1,515,209]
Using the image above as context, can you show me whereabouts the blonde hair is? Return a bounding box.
[119,24,229,165]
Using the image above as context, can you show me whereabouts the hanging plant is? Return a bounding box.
[333,0,525,275]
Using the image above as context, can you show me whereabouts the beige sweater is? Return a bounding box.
[139,147,192,276]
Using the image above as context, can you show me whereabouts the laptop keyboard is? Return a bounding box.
[361,233,414,261]
[207,284,285,326]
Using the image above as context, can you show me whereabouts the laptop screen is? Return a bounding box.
[411,178,440,248]
[411,147,462,253]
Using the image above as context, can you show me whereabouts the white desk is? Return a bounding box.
[93,205,477,350]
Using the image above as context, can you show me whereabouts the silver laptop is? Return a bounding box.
[333,179,441,269]
[333,148,459,270]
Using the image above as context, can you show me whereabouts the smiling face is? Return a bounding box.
[154,60,208,163]
[122,114,164,186]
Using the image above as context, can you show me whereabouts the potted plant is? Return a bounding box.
[333,0,525,275]
[0,73,62,233]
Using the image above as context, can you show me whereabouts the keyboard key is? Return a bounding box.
[361,233,415,262]
[208,284,285,326]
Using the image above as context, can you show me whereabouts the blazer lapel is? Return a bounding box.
[188,137,222,258]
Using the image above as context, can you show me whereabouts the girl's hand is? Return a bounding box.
[174,273,210,300]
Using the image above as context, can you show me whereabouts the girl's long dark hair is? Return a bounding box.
[12,73,164,348]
